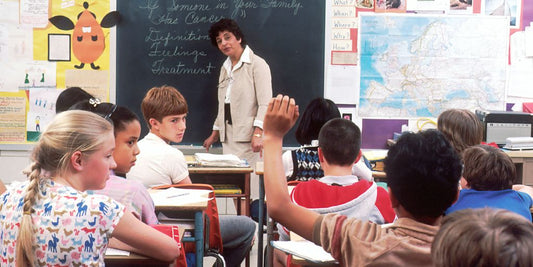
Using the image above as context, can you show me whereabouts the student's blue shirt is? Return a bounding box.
[445,189,533,221]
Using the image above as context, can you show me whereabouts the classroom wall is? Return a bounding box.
[1,0,533,184]
[0,145,32,184]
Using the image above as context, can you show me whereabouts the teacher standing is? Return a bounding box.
[203,18,272,192]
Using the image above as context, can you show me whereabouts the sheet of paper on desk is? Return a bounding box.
[271,240,337,264]
[362,149,388,161]
[150,188,211,206]
[105,248,130,256]
[195,152,248,167]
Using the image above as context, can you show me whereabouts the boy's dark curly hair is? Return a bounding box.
[385,130,462,218]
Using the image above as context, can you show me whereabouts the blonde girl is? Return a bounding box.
[0,110,179,266]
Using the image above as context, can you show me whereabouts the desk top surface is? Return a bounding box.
[104,252,171,266]
[504,149,533,157]
[255,162,264,175]
[149,189,209,211]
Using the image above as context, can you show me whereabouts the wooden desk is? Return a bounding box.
[505,150,533,185]
[150,189,209,267]
[290,256,338,266]
[105,252,172,267]
[188,164,253,216]
[364,149,533,185]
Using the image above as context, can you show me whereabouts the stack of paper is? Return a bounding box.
[504,137,533,150]
[194,153,247,167]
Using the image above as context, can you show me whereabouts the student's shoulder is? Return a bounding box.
[319,213,384,240]
[515,190,533,204]
[138,137,183,157]
[81,188,124,207]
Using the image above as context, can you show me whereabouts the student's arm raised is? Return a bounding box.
[263,95,320,241]
[111,211,180,262]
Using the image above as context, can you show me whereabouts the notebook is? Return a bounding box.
[271,240,337,264]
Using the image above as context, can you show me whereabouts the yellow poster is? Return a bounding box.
[0,91,28,143]
[33,0,113,94]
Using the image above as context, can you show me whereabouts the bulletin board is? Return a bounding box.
[0,0,115,144]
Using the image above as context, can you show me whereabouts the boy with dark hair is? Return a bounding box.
[275,118,395,266]
[445,144,533,220]
[318,118,360,165]
[127,85,256,267]
[263,95,462,266]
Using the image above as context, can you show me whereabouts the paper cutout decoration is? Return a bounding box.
[48,1,120,70]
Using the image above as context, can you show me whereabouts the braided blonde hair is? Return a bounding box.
[16,110,113,266]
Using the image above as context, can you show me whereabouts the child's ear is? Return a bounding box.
[460,177,469,189]
[148,118,159,130]
[70,151,84,171]
[317,147,325,163]
[388,187,399,208]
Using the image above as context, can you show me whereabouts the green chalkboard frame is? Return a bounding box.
[116,0,325,146]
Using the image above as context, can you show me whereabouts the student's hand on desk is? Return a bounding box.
[263,95,299,139]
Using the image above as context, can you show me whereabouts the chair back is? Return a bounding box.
[151,224,188,266]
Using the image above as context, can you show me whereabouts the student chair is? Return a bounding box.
[152,183,225,266]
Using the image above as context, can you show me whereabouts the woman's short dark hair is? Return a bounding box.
[463,145,516,190]
[208,18,247,48]
[295,98,340,145]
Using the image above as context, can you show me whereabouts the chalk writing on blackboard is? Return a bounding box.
[116,0,324,146]
[136,0,304,77]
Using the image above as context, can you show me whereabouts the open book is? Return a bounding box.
[271,240,337,264]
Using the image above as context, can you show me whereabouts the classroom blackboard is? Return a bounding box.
[116,0,325,146]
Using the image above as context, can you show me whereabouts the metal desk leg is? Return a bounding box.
[258,175,265,267]
[195,210,204,267]
[265,216,275,267]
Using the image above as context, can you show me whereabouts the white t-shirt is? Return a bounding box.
[127,132,189,188]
